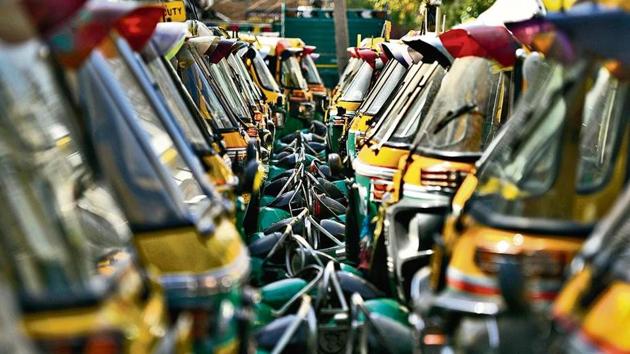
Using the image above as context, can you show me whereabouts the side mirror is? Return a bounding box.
[327,153,343,176]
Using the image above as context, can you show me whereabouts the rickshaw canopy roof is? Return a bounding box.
[403,34,453,67]
[380,42,421,68]
[151,22,187,59]
[507,2,630,66]
[438,25,521,67]
[49,1,164,67]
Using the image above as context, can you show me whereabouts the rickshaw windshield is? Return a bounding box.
[176,46,237,130]
[361,60,406,116]
[371,64,444,145]
[231,51,265,100]
[211,60,250,119]
[105,49,210,215]
[146,57,207,147]
[414,57,505,155]
[186,62,236,130]
[340,61,373,102]
[0,41,132,298]
[252,52,280,92]
[302,55,323,85]
[281,55,308,90]
[227,53,259,106]
[472,64,630,225]
[337,57,361,91]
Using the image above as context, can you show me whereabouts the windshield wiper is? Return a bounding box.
[433,103,481,134]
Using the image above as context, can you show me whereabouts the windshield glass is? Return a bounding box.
[176,46,237,130]
[302,55,323,85]
[281,55,308,90]
[414,57,507,155]
[232,51,265,100]
[472,63,630,225]
[371,63,445,145]
[337,57,361,92]
[227,53,259,106]
[340,61,373,102]
[105,49,209,215]
[361,60,407,116]
[578,68,627,190]
[252,52,280,92]
[0,40,131,297]
[211,59,250,119]
[147,57,207,147]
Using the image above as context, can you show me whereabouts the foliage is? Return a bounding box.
[441,0,495,27]
[346,0,494,31]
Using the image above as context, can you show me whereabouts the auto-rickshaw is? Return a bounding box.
[223,39,274,129]
[380,26,522,299]
[349,60,447,269]
[326,46,386,153]
[175,37,252,171]
[72,12,252,351]
[300,47,329,119]
[345,42,424,162]
[144,22,239,199]
[553,181,630,353]
[255,36,316,135]
[329,36,387,102]
[0,10,191,352]
[261,36,329,121]
[235,37,287,129]
[400,4,629,352]
[416,48,630,354]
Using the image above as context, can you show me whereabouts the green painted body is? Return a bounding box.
[267,165,287,180]
[166,287,242,354]
[346,130,358,161]
[257,207,292,231]
[260,195,275,207]
[276,114,310,140]
[339,263,362,277]
[354,174,379,242]
[327,121,344,153]
[363,298,409,325]
[260,278,308,310]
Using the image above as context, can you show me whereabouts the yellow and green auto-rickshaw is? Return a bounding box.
[235,37,287,129]
[77,25,251,353]
[255,36,316,135]
[553,181,630,353]
[430,60,629,328]
[264,36,328,119]
[144,22,239,199]
[176,37,253,171]
[350,60,448,269]
[0,8,192,352]
[381,55,515,298]
[300,47,329,118]
[345,42,424,162]
[326,45,386,153]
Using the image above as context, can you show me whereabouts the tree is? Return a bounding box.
[441,0,494,27]
[346,0,494,32]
